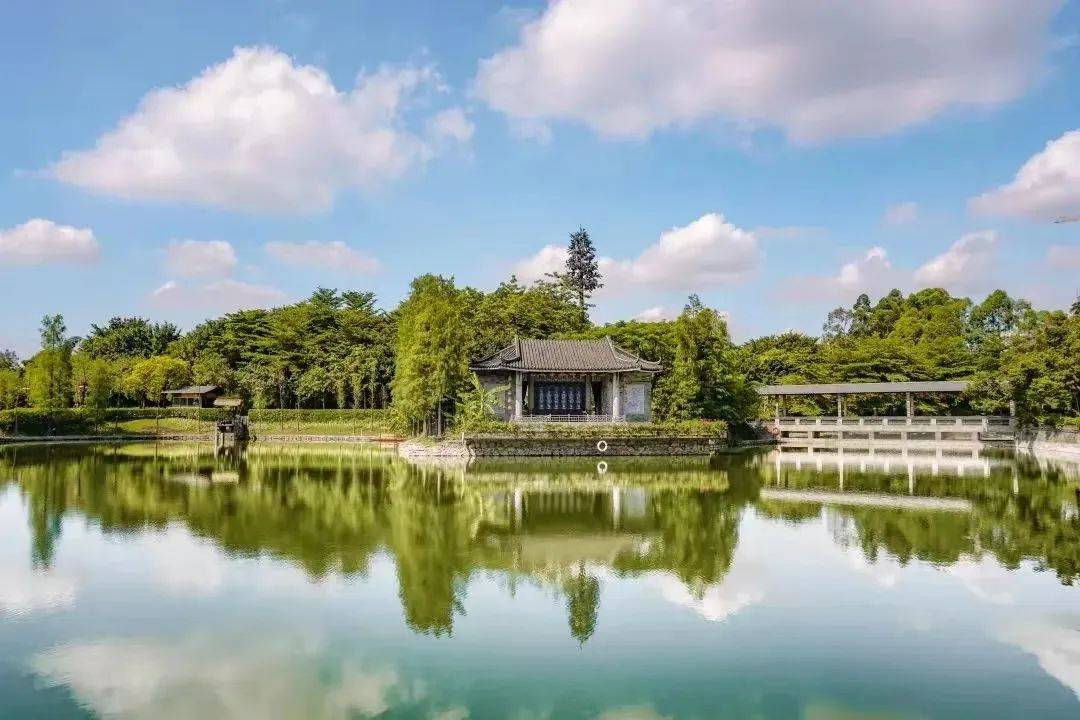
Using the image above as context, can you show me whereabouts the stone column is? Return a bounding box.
[906,392,913,417]
[513,371,523,420]
[585,376,594,414]
[612,372,621,421]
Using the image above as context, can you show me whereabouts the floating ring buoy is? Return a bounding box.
[596,460,608,474]
[596,439,608,453]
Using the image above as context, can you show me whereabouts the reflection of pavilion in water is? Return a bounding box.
[479,487,655,571]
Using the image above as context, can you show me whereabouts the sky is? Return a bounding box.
[1,0,1079,357]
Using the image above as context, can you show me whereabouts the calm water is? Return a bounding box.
[2,443,1080,719]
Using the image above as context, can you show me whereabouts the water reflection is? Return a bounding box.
[2,443,1079,636]
[3,443,1080,718]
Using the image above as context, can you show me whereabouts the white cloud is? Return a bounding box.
[165,240,237,278]
[151,279,287,313]
[795,246,900,301]
[913,230,998,289]
[265,240,380,274]
[513,243,567,283]
[971,130,1080,220]
[0,218,99,266]
[999,617,1080,698]
[31,634,415,719]
[0,566,77,616]
[427,107,475,144]
[884,201,919,226]
[474,0,1059,143]
[610,214,760,287]
[1048,244,1080,269]
[50,46,469,213]
[514,213,760,291]
[633,307,676,322]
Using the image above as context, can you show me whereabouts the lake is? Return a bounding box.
[1,442,1079,719]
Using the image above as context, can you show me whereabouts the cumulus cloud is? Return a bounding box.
[514,213,760,291]
[971,130,1080,220]
[0,218,99,266]
[151,279,287,313]
[793,246,900,301]
[884,201,919,226]
[1048,244,1080,269]
[633,307,677,322]
[165,240,237,278]
[265,240,380,274]
[31,634,416,719]
[474,0,1059,143]
[50,47,470,213]
[913,231,998,289]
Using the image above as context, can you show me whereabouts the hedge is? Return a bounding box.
[0,407,229,436]
[462,419,728,441]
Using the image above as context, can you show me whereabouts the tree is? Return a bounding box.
[0,368,21,409]
[1071,294,1080,317]
[0,349,20,371]
[455,374,508,433]
[560,227,603,311]
[563,566,600,645]
[655,296,755,422]
[124,356,191,406]
[81,317,180,359]
[392,275,468,433]
[25,350,72,409]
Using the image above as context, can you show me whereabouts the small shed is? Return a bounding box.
[162,385,223,408]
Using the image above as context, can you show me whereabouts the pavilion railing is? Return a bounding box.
[773,416,1012,429]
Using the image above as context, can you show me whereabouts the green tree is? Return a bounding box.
[124,356,191,406]
[0,368,22,409]
[81,317,180,359]
[392,275,468,433]
[557,227,603,311]
[655,296,754,422]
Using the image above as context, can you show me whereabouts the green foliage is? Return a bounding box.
[654,295,755,422]
[392,275,469,429]
[461,418,728,440]
[454,374,509,434]
[124,356,192,406]
[25,348,73,409]
[80,317,180,359]
[0,407,229,436]
[71,352,115,409]
[0,368,21,409]
[552,227,603,311]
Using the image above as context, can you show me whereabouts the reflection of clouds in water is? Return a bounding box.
[942,558,1017,605]
[999,616,1080,699]
[598,706,672,720]
[431,707,469,720]
[652,563,765,623]
[844,548,900,589]
[0,565,76,616]
[31,633,420,719]
[143,527,227,596]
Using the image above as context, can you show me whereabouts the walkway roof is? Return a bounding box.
[757,381,969,396]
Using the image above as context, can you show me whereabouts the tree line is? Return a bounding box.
[2,227,1078,428]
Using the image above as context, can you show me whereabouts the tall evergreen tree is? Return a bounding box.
[562,227,603,311]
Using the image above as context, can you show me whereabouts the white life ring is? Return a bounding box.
[596,439,608,453]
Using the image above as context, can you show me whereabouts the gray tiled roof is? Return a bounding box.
[161,385,222,395]
[471,338,661,373]
[757,381,969,396]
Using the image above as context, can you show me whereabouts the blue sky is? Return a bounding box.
[1,0,1079,356]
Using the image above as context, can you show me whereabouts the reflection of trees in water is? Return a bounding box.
[4,443,1080,646]
[767,457,1080,584]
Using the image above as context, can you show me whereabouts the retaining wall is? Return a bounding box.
[399,436,725,459]
[1016,427,1080,460]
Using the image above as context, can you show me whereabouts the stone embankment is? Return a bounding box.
[1016,427,1080,460]
[398,435,725,459]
